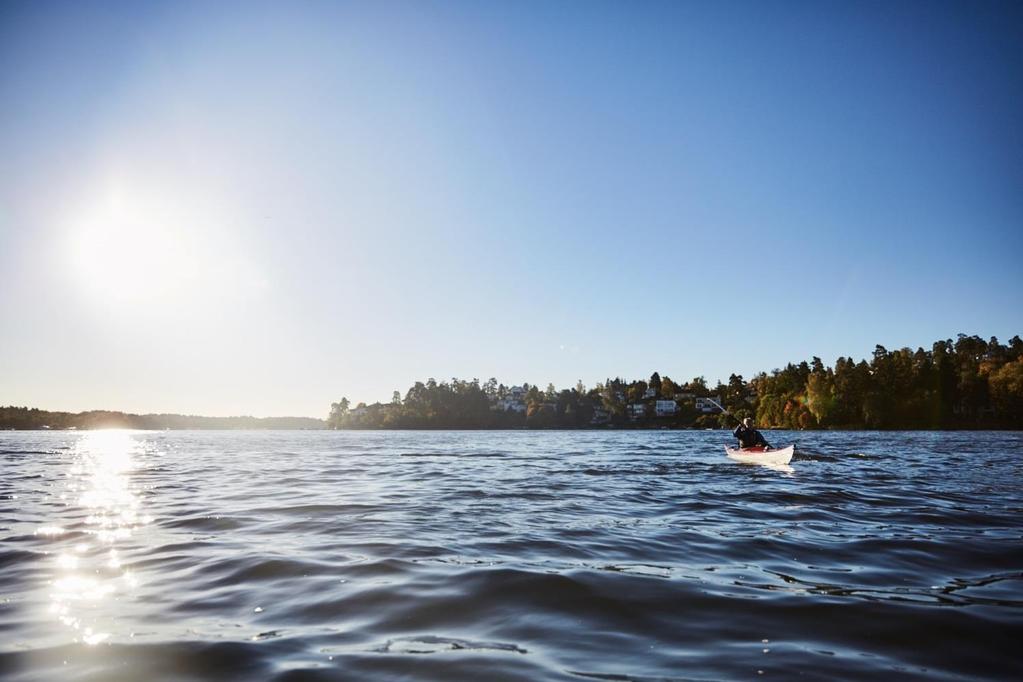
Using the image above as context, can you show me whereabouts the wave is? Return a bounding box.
[2,429,1021,681]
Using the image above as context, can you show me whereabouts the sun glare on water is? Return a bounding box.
[41,430,152,646]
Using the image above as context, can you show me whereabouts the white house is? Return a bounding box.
[493,386,527,413]
[655,400,677,417]
[495,397,526,413]
[695,396,723,413]
[643,387,658,399]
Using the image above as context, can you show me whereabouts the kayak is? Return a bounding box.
[725,444,794,466]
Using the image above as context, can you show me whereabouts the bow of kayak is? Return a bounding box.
[725,444,794,465]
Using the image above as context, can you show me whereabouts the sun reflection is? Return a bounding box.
[39,430,152,645]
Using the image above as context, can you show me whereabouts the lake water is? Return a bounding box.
[1,430,1021,681]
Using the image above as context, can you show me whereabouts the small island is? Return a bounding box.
[329,333,1023,430]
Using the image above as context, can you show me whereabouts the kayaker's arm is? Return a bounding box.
[733,424,747,447]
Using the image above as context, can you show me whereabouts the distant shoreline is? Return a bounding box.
[0,407,325,431]
[4,332,1021,432]
[3,417,1018,434]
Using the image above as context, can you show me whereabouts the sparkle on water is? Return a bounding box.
[43,431,150,646]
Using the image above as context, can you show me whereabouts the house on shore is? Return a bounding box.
[494,385,527,413]
[695,397,723,413]
[655,400,678,417]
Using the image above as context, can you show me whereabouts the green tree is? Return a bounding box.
[484,378,499,398]
[806,369,834,426]
[1008,335,1023,362]
[990,358,1023,426]
[328,398,350,429]
[687,376,709,396]
[725,374,745,403]
[627,380,648,403]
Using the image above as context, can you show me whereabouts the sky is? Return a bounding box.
[1,0,1021,418]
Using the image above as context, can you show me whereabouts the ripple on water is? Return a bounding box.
[0,429,1021,681]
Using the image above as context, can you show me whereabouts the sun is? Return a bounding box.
[61,176,267,310]
[66,188,201,305]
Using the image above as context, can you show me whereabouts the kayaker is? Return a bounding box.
[733,417,771,450]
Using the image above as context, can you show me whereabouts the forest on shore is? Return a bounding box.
[328,333,1023,430]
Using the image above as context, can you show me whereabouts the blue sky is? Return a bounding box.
[1,1,1021,417]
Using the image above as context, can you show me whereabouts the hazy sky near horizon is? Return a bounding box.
[2,1,1021,418]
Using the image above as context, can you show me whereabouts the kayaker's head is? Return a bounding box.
[742,417,753,427]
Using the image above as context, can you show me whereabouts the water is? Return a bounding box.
[1,430,1021,681]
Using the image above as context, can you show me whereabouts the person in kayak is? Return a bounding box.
[733,417,771,450]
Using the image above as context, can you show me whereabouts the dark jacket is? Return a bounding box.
[733,424,769,449]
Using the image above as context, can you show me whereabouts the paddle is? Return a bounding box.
[703,397,734,421]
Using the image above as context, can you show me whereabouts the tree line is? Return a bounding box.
[4,333,1019,431]
[755,334,1023,429]
[328,333,1023,430]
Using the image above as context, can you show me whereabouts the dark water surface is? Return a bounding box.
[1,430,1021,681]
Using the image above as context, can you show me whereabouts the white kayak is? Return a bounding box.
[725,444,794,466]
